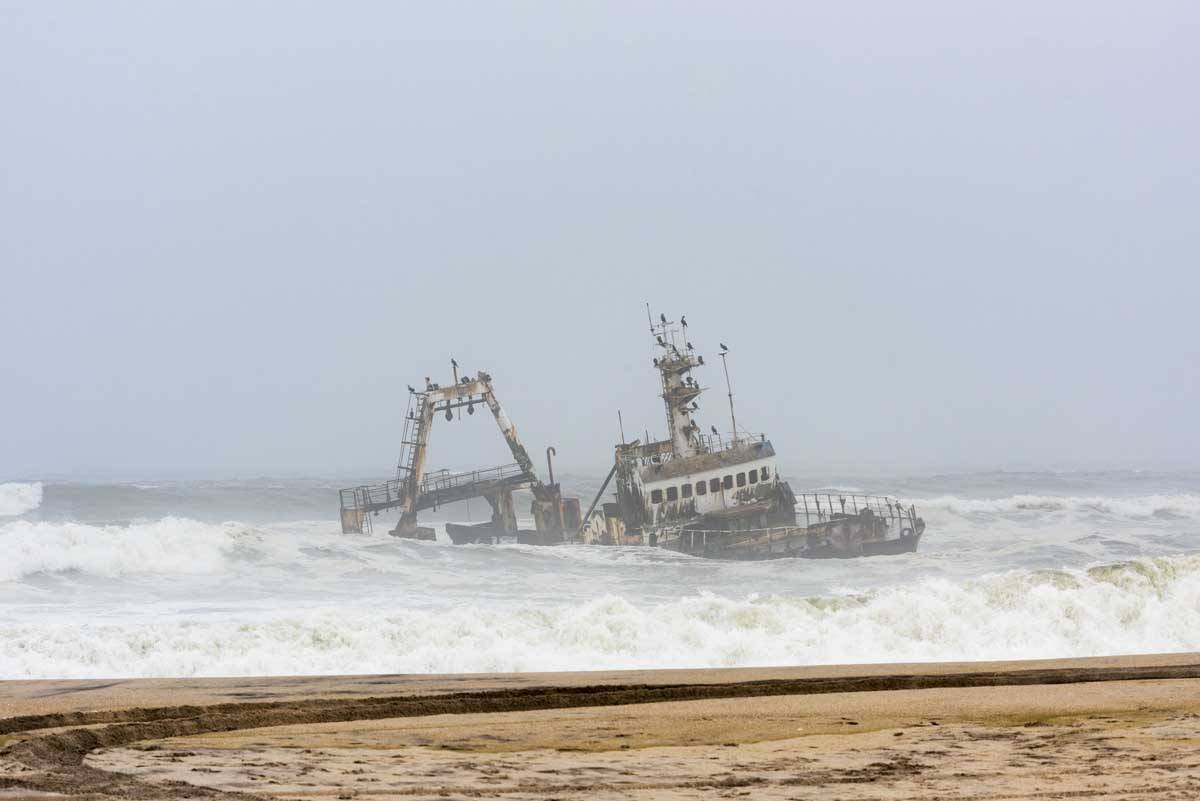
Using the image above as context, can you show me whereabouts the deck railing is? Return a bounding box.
[340,462,528,516]
[654,494,922,545]
[621,432,769,467]
[693,432,768,455]
[418,463,527,495]
[795,493,919,528]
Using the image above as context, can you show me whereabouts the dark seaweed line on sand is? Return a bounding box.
[6,663,1200,769]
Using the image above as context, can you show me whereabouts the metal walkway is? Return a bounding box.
[339,463,535,534]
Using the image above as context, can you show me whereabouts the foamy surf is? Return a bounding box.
[0,481,42,516]
[0,517,251,581]
[3,473,1198,679]
[922,493,1200,518]
[2,554,1198,679]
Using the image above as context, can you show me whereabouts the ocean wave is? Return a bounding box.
[4,554,1198,678]
[0,482,43,516]
[921,493,1200,518]
[0,517,250,581]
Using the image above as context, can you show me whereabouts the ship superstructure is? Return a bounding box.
[579,311,924,558]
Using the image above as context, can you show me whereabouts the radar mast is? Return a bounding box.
[647,306,704,458]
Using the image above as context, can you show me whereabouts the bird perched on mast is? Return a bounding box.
[720,343,729,352]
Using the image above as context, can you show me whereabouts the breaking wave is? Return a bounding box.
[0,481,43,516]
[922,493,1200,518]
[0,517,249,582]
[4,554,1198,678]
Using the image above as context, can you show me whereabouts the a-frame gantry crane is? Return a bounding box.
[339,367,579,543]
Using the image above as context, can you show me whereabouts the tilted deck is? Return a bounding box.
[339,463,535,534]
[655,494,924,559]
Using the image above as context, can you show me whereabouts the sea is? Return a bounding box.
[1,470,1198,679]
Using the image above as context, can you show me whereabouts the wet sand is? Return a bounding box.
[3,654,1200,799]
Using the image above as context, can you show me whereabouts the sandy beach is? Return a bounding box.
[3,653,1200,799]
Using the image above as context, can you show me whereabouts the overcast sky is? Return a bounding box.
[3,1,1197,479]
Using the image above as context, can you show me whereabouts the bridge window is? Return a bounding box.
[682,483,693,499]
[696,480,707,496]
[761,466,770,480]
[710,477,721,493]
[723,475,733,490]
[666,486,678,501]
[748,468,758,484]
[651,489,663,504]
[736,472,746,487]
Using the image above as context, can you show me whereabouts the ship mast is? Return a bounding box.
[646,305,704,458]
[719,344,737,445]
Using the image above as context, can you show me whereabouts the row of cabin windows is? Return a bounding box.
[649,466,770,504]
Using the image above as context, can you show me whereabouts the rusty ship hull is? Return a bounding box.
[581,486,925,560]
[445,521,568,546]
[652,499,925,560]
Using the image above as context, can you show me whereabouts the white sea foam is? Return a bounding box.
[5,477,1199,678]
[0,517,249,581]
[0,482,43,516]
[4,554,1198,678]
[921,493,1200,518]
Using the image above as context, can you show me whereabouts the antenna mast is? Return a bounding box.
[719,347,738,444]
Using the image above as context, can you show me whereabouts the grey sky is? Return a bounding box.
[3,1,1197,479]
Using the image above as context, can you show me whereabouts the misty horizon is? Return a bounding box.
[4,2,1197,480]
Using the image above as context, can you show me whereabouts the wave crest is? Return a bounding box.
[922,493,1200,518]
[0,517,248,581]
[0,482,43,516]
[4,554,1198,678]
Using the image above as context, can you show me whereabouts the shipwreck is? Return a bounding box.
[338,309,925,559]
[574,310,925,558]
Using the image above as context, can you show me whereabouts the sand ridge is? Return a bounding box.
[3,655,1200,800]
[6,652,1199,719]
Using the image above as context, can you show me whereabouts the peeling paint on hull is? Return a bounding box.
[657,509,926,560]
